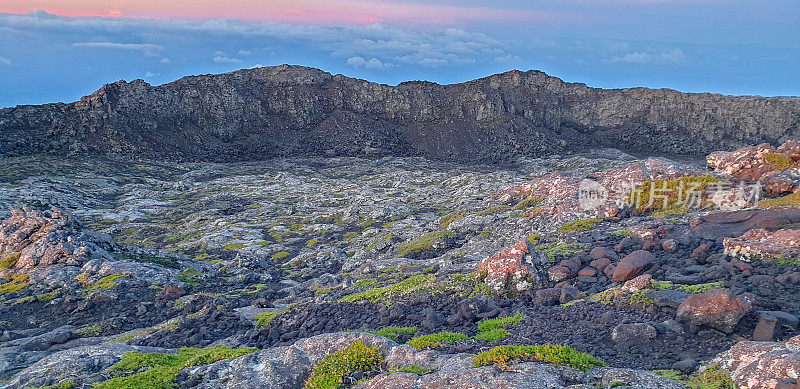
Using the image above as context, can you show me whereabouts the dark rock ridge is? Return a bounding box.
[2,64,800,163]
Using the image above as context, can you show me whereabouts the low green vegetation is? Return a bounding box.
[631,175,720,214]
[440,211,467,228]
[222,242,247,251]
[515,196,546,210]
[407,331,469,350]
[84,274,128,291]
[536,242,589,261]
[389,365,436,376]
[526,233,542,245]
[477,312,524,333]
[0,252,20,270]
[763,152,797,169]
[94,346,257,389]
[473,328,508,342]
[75,324,103,337]
[0,274,31,294]
[559,218,601,233]
[629,290,654,308]
[476,205,513,216]
[314,287,332,296]
[610,230,630,237]
[472,344,604,372]
[397,231,455,257]
[653,365,735,389]
[271,251,291,260]
[758,191,800,208]
[304,340,383,389]
[254,305,293,328]
[339,274,435,304]
[306,238,321,248]
[362,326,417,342]
[678,282,724,294]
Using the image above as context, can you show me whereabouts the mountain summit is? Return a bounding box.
[1,65,799,162]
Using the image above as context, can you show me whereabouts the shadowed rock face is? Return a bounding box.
[1,65,799,163]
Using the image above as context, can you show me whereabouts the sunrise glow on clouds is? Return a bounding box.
[0,0,798,107]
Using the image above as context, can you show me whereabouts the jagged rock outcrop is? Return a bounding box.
[1,65,799,163]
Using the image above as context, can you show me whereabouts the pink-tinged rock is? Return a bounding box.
[621,274,652,293]
[692,243,711,261]
[578,267,597,277]
[677,290,751,334]
[724,228,800,262]
[711,336,800,389]
[661,239,677,252]
[0,207,116,272]
[778,140,800,159]
[589,258,611,270]
[590,246,618,261]
[760,169,798,197]
[158,284,186,300]
[707,143,779,181]
[612,250,655,282]
[548,265,572,283]
[709,184,762,210]
[603,264,616,278]
[477,238,545,293]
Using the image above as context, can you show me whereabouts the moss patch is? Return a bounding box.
[84,274,129,291]
[254,305,293,328]
[440,211,467,229]
[0,252,20,270]
[362,326,417,342]
[472,344,604,372]
[222,243,247,251]
[304,339,383,389]
[764,152,797,169]
[759,191,800,208]
[397,231,455,257]
[271,251,291,260]
[536,242,589,261]
[407,332,469,350]
[477,312,524,333]
[0,273,30,294]
[515,196,546,210]
[339,274,435,304]
[559,218,601,233]
[631,176,720,214]
[95,346,257,389]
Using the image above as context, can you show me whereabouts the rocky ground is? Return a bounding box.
[2,143,800,388]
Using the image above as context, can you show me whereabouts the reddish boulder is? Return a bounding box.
[548,265,572,283]
[590,246,618,261]
[158,284,186,300]
[612,250,655,282]
[712,334,800,389]
[477,238,547,293]
[578,267,597,277]
[724,228,800,262]
[589,258,611,270]
[690,208,800,240]
[677,290,751,333]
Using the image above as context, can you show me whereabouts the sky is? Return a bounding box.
[0,1,798,108]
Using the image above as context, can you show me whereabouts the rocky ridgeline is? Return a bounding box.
[4,142,800,388]
[1,65,800,163]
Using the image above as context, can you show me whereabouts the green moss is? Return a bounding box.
[85,274,128,291]
[29,382,76,389]
[764,152,797,169]
[536,242,589,261]
[95,346,258,389]
[651,203,691,218]
[685,365,736,389]
[36,290,59,302]
[477,312,524,333]
[631,175,721,214]
[440,210,467,228]
[452,251,467,258]
[629,290,654,308]
[678,282,723,294]
[559,218,601,233]
[222,243,247,251]
[652,369,683,381]
[354,278,378,288]
[473,328,508,342]
[271,251,291,260]
[589,286,621,306]
[651,280,674,290]
[315,288,332,296]
[362,326,417,342]
[773,254,800,266]
[472,344,604,372]
[758,191,800,208]
[476,205,514,216]
[515,196,546,210]
[304,340,383,389]
[397,231,455,257]
[343,231,359,239]
[389,365,436,375]
[0,274,30,294]
[254,306,293,328]
[306,238,321,248]
[339,274,435,304]
[76,324,103,337]
[0,252,20,270]
[407,332,469,350]
[560,298,585,308]
[526,233,542,245]
[610,230,631,237]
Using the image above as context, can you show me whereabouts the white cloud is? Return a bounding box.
[144,71,155,77]
[238,50,252,56]
[160,57,171,64]
[346,56,393,70]
[0,57,10,66]
[213,55,242,64]
[73,42,164,57]
[612,48,688,64]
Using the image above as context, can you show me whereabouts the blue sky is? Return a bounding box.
[0,0,799,108]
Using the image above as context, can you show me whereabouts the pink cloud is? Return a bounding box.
[0,0,572,26]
